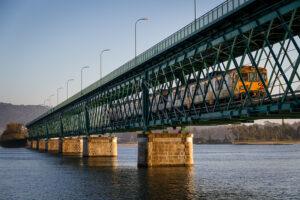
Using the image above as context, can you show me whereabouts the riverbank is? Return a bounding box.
[118,143,137,146]
[232,141,300,145]
[118,141,300,146]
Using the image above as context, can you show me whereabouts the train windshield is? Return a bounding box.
[242,72,267,82]
[242,73,248,81]
[261,73,267,81]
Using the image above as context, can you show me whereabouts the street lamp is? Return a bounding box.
[194,0,197,21]
[49,94,54,108]
[100,49,111,79]
[57,87,63,105]
[43,99,48,107]
[135,18,149,63]
[81,66,90,95]
[66,78,74,99]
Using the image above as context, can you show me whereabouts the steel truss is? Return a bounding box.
[28,0,300,139]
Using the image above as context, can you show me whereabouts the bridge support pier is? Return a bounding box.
[32,140,38,150]
[62,137,83,156]
[137,132,193,167]
[26,139,32,148]
[83,137,117,157]
[38,139,47,151]
[48,138,62,153]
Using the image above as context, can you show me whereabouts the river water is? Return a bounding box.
[0,145,300,200]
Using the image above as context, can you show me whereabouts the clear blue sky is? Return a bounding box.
[0,0,224,105]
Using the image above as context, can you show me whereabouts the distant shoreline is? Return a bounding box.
[118,141,300,146]
[118,143,138,146]
[232,141,300,145]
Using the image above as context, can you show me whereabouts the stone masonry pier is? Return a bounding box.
[48,138,62,153]
[32,140,38,150]
[138,132,193,167]
[62,137,83,156]
[38,139,47,151]
[83,137,117,157]
[26,140,32,148]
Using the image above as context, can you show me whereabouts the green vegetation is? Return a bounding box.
[0,123,28,147]
[231,122,300,142]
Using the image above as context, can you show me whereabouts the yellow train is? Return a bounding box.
[109,66,268,120]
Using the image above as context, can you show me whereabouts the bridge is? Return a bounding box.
[26,0,300,167]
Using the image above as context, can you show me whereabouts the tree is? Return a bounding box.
[0,122,28,142]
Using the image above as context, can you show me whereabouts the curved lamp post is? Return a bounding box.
[100,49,111,79]
[194,0,197,21]
[81,66,90,95]
[135,18,149,63]
[57,87,63,105]
[49,94,54,108]
[43,99,48,107]
[66,78,74,99]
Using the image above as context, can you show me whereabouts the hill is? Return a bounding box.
[0,102,49,133]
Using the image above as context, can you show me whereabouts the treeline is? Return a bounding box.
[231,122,300,141]
[0,123,28,147]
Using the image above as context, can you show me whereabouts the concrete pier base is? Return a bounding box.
[32,140,38,150]
[26,140,32,148]
[38,139,47,151]
[48,138,62,153]
[83,137,117,157]
[62,137,83,156]
[138,132,193,167]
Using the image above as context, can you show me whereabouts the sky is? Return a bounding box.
[0,0,226,106]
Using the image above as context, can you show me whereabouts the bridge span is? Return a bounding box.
[26,0,300,167]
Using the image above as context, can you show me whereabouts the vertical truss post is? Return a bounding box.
[36,126,39,140]
[85,103,90,136]
[45,121,49,139]
[142,71,149,132]
[59,114,63,138]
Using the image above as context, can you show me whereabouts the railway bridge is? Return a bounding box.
[26,0,300,167]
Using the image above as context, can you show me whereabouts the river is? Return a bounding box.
[0,145,299,200]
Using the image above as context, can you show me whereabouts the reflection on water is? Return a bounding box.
[84,157,118,167]
[0,145,300,200]
[139,167,196,200]
[51,154,118,168]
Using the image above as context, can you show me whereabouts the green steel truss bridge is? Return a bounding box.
[27,0,300,139]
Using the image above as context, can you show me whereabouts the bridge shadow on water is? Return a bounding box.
[41,150,199,199]
[33,146,259,199]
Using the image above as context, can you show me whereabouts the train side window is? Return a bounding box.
[196,88,201,95]
[176,91,181,100]
[191,87,195,95]
[227,77,232,86]
[215,79,223,90]
[204,84,208,94]
[159,97,164,104]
